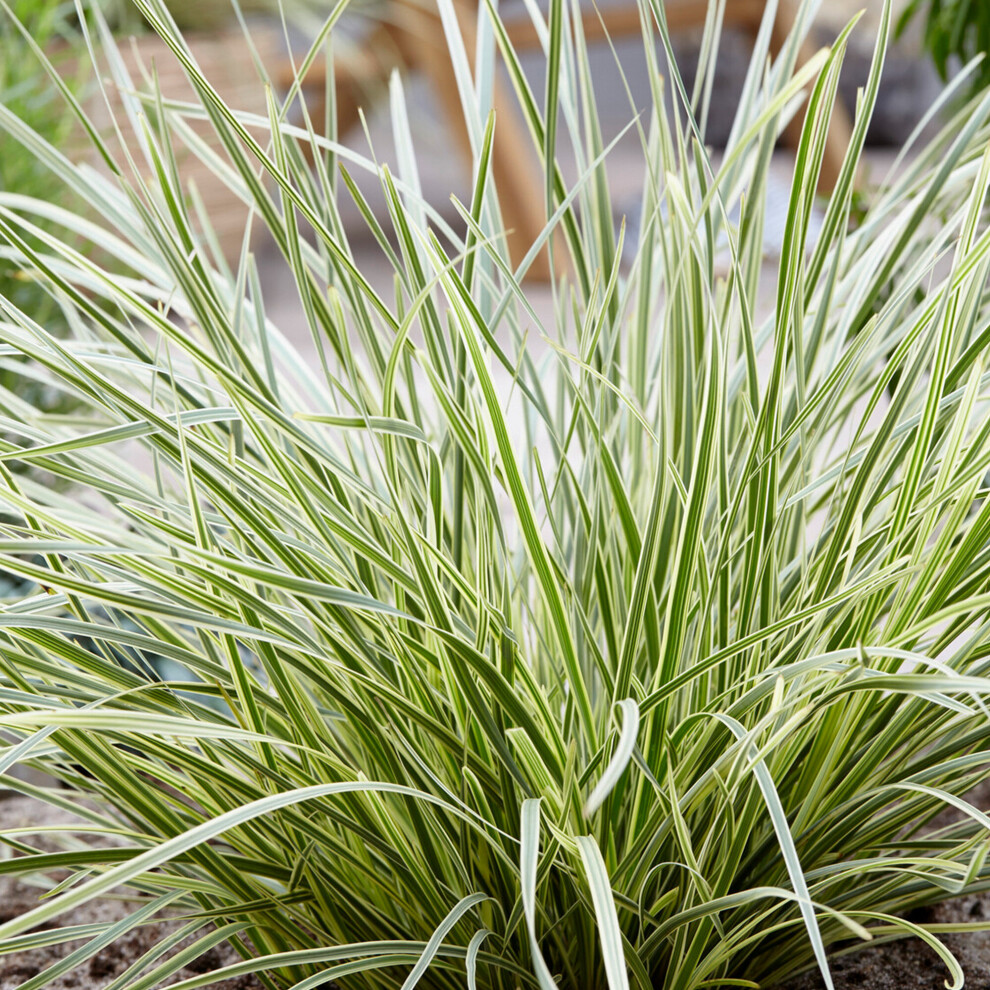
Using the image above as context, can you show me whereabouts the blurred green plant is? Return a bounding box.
[0,1,83,334]
[897,0,990,91]
[98,0,347,32]
[0,0,91,546]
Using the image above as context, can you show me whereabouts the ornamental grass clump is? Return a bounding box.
[2,0,990,987]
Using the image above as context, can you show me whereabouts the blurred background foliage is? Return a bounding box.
[0,0,85,334]
[897,0,990,92]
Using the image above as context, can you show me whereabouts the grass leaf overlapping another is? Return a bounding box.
[1,0,990,988]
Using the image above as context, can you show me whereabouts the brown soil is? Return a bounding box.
[0,793,264,990]
[781,782,990,990]
[5,788,990,990]
[780,895,990,990]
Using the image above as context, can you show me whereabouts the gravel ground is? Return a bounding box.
[4,788,990,989]
[780,895,990,990]
[0,793,263,990]
[780,783,990,990]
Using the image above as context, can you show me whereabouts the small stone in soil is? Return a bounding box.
[88,954,120,979]
[184,947,224,974]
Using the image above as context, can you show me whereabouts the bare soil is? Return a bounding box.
[4,789,990,989]
[0,793,264,990]
[781,895,990,990]
[781,782,990,990]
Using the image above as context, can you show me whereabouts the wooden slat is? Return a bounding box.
[502,0,767,49]
[502,0,852,193]
[274,0,855,280]
[280,0,555,279]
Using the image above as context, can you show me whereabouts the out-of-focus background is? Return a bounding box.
[0,0,980,359]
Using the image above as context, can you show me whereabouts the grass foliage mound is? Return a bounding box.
[2,1,990,987]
